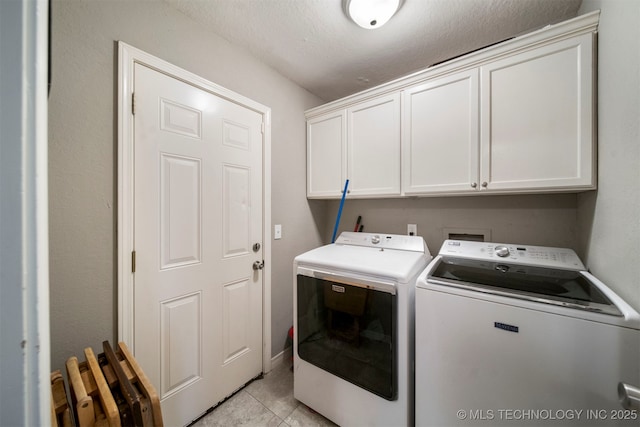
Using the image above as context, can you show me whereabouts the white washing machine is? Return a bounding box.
[415,240,640,426]
[294,232,432,427]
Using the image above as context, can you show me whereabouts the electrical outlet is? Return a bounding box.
[408,224,417,236]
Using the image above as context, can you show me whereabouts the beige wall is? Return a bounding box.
[325,194,579,256]
[577,0,640,311]
[48,0,324,371]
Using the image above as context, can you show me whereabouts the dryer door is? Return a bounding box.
[296,274,397,400]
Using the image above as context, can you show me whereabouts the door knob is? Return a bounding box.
[252,260,264,270]
[619,382,640,410]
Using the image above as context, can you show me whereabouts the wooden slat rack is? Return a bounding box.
[51,370,73,427]
[53,341,163,427]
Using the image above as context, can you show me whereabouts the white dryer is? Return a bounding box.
[415,240,640,426]
[294,232,432,427]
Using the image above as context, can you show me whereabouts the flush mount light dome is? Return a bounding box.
[345,0,402,29]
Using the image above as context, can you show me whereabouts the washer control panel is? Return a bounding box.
[494,245,510,257]
[439,240,585,270]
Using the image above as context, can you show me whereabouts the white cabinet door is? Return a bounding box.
[480,33,595,192]
[307,110,346,198]
[348,93,401,196]
[402,70,479,194]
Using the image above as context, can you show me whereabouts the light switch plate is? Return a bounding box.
[274,224,282,240]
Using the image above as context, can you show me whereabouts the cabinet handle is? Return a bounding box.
[482,182,488,188]
[470,182,478,188]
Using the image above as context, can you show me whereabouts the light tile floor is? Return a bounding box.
[191,359,337,427]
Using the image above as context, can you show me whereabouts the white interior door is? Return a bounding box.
[133,63,264,427]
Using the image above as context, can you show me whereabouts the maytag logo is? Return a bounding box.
[494,322,519,333]
[331,284,345,293]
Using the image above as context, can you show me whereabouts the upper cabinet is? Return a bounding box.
[307,93,400,198]
[402,70,480,194]
[307,110,346,198]
[403,32,595,195]
[306,11,599,199]
[479,33,595,192]
[348,94,401,197]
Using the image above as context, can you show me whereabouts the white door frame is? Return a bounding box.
[117,42,272,373]
[0,0,50,424]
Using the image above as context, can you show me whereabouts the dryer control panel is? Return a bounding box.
[336,232,429,254]
[439,240,585,270]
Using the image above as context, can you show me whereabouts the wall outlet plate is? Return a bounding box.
[407,224,417,236]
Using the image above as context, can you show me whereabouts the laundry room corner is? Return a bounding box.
[575,0,640,313]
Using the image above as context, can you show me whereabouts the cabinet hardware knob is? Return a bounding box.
[471,182,478,188]
[482,182,488,188]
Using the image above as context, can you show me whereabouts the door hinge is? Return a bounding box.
[131,251,136,273]
[131,92,136,115]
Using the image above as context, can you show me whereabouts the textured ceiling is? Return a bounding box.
[164,0,582,102]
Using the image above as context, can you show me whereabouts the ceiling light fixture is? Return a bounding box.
[345,0,402,30]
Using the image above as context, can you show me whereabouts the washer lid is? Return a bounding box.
[428,256,622,316]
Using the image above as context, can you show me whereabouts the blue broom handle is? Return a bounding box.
[331,179,349,243]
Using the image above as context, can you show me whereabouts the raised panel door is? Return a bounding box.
[402,70,480,194]
[348,94,401,196]
[134,63,263,426]
[480,33,595,191]
[307,111,346,198]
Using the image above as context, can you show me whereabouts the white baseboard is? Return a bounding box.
[269,346,292,371]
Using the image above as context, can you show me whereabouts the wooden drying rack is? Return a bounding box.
[51,341,163,427]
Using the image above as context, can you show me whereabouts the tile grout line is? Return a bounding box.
[244,381,302,423]
[244,364,301,424]
[244,388,291,425]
